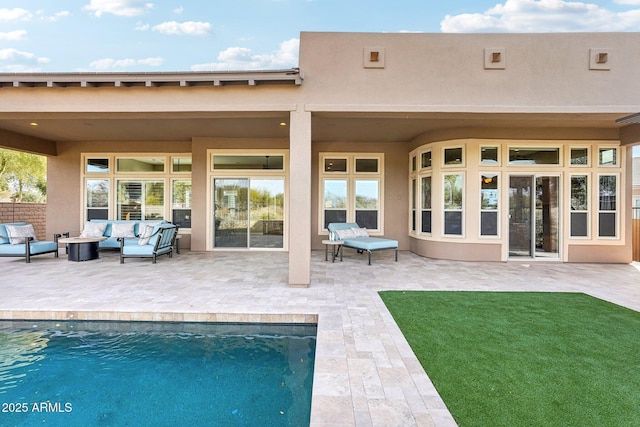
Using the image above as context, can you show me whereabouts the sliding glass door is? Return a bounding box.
[213,178,284,249]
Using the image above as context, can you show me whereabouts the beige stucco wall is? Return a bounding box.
[299,32,640,110]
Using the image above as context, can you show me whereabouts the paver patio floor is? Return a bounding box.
[2,249,639,426]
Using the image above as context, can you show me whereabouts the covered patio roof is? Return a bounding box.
[0,69,638,156]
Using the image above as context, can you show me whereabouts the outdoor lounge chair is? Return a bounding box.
[327,222,398,265]
[118,223,178,264]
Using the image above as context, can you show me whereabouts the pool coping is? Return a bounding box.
[0,310,318,325]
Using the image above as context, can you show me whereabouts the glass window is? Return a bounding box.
[411,179,416,232]
[355,158,379,173]
[354,179,379,229]
[323,179,347,229]
[213,155,283,170]
[599,148,617,166]
[444,147,463,165]
[86,158,109,173]
[411,156,416,173]
[598,175,617,237]
[117,157,165,173]
[480,147,499,165]
[117,180,164,221]
[172,179,192,229]
[570,175,588,237]
[172,157,192,172]
[324,158,347,173]
[444,174,463,235]
[421,151,432,169]
[509,148,560,165]
[320,153,384,232]
[86,179,109,220]
[480,174,499,236]
[570,148,589,166]
[421,176,432,234]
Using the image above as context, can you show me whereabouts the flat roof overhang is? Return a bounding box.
[0,69,303,88]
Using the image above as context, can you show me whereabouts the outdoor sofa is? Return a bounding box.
[0,222,66,263]
[327,222,398,265]
[79,219,169,249]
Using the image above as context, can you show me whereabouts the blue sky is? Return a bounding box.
[1,0,640,72]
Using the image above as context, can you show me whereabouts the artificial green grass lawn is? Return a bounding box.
[379,291,640,427]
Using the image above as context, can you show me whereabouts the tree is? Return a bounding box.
[0,149,47,202]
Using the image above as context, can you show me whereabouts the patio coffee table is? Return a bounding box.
[57,236,107,262]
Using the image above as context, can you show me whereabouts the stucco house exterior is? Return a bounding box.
[1,32,639,286]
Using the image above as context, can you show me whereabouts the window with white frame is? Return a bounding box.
[411,179,416,232]
[598,174,617,237]
[116,180,164,221]
[82,154,191,225]
[598,147,618,166]
[421,176,432,234]
[480,173,499,236]
[443,173,463,235]
[320,153,383,232]
[570,147,589,166]
[570,175,589,237]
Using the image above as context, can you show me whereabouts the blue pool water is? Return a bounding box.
[0,321,316,427]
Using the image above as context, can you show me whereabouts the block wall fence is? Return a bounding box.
[0,202,47,240]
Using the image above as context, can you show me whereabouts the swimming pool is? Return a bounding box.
[0,320,316,426]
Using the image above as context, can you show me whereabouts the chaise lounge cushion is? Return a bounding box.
[342,236,398,251]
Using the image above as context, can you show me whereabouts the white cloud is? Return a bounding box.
[191,38,300,71]
[152,21,212,36]
[0,48,49,72]
[615,0,640,4]
[83,0,153,17]
[173,6,184,14]
[0,30,27,41]
[39,10,71,22]
[88,56,164,70]
[134,21,150,31]
[441,0,640,32]
[0,8,32,21]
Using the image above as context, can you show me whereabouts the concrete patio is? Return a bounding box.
[2,248,640,427]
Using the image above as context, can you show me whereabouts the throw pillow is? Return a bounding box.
[80,222,107,238]
[138,224,156,245]
[335,228,356,240]
[351,227,369,237]
[137,221,163,237]
[111,222,136,238]
[5,224,37,245]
